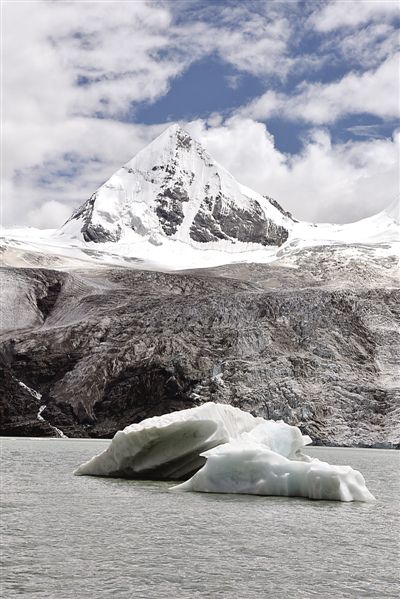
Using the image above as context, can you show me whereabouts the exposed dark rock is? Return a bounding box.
[36,280,62,320]
[82,224,122,243]
[189,201,229,242]
[63,193,122,242]
[190,195,288,245]
[175,128,192,150]
[0,364,54,436]
[264,195,297,222]
[0,252,398,446]
[156,184,190,236]
[64,194,96,228]
[93,362,199,437]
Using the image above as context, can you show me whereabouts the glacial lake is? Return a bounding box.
[2,439,399,599]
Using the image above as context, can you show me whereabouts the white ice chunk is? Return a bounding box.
[75,402,375,502]
[241,420,312,460]
[74,402,263,479]
[172,437,375,502]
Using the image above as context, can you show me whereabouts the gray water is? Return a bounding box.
[1,439,399,599]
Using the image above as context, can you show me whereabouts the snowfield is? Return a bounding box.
[1,200,398,272]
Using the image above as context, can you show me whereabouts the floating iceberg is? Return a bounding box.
[74,403,262,479]
[172,436,375,502]
[75,403,375,502]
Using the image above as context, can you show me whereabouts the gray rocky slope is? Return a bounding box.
[0,125,399,446]
[1,244,398,447]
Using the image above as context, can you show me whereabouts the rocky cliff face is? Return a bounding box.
[1,246,398,447]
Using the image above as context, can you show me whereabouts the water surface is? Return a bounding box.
[1,439,399,598]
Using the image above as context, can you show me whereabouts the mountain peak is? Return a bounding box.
[162,122,190,136]
[63,126,290,248]
[124,122,206,174]
[147,123,192,149]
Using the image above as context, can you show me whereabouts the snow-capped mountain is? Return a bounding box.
[63,124,290,248]
[0,124,398,271]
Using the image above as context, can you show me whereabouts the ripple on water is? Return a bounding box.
[1,439,399,599]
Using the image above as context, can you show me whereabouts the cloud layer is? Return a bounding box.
[188,118,398,223]
[242,53,399,124]
[2,0,399,227]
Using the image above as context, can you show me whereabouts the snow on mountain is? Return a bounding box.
[1,124,399,271]
[63,124,290,247]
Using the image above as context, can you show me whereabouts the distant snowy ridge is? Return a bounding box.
[1,200,398,271]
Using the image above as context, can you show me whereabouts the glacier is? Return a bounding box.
[75,403,375,502]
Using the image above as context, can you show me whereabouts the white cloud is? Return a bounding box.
[311,0,400,31]
[2,0,181,227]
[186,118,399,223]
[26,201,73,230]
[345,124,390,139]
[2,1,399,229]
[243,53,400,124]
[171,2,295,78]
[3,0,189,127]
[330,22,399,68]
[2,0,297,228]
[4,112,398,228]
[2,118,165,227]
[213,16,292,78]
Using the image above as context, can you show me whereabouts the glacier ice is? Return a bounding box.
[171,438,375,502]
[75,402,375,502]
[74,403,262,479]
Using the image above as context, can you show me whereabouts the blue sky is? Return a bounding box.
[134,1,399,154]
[2,0,399,227]
[134,56,265,130]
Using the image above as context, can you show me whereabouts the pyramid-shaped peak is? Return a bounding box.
[64,121,290,247]
[147,122,196,152]
[123,122,209,174]
[160,122,194,138]
[164,122,188,135]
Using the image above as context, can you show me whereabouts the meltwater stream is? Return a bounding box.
[1,439,399,599]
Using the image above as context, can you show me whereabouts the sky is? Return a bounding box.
[2,0,399,228]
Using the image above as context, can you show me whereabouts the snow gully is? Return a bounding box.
[18,381,68,438]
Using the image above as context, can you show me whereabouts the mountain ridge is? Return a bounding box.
[1,124,397,271]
